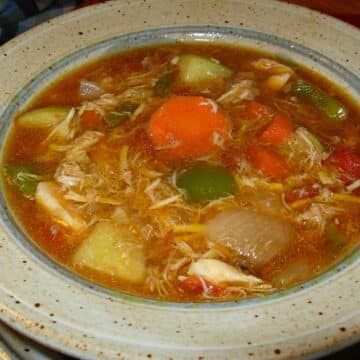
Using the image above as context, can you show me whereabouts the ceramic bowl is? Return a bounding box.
[0,1,359,359]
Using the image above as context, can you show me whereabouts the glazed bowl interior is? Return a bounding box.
[0,1,359,359]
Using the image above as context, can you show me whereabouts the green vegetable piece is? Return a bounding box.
[3,164,41,198]
[104,102,138,127]
[177,163,236,202]
[154,73,173,96]
[325,223,347,249]
[292,79,348,122]
[178,54,232,85]
[17,106,71,128]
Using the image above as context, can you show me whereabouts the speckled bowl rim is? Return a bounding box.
[0,1,359,359]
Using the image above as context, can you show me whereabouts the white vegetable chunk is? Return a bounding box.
[35,181,86,231]
[204,209,294,267]
[271,259,312,287]
[72,222,146,284]
[188,258,263,285]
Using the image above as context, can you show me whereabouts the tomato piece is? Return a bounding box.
[326,147,360,182]
[180,275,224,296]
[247,145,289,179]
[180,275,203,294]
[285,185,320,203]
[80,110,103,130]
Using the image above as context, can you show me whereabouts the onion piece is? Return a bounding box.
[204,209,294,267]
[79,79,105,100]
[271,259,312,287]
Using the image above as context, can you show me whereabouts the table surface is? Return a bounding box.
[0,1,359,359]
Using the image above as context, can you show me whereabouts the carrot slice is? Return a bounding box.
[259,113,293,145]
[80,110,103,130]
[244,101,272,119]
[149,96,230,159]
[247,145,289,178]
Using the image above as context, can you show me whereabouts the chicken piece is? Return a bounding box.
[188,258,263,286]
[35,182,86,231]
[217,80,259,105]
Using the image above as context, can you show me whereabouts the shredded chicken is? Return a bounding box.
[296,203,344,230]
[217,80,259,105]
[283,127,327,172]
[44,107,77,143]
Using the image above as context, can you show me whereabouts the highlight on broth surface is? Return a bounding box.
[2,43,360,301]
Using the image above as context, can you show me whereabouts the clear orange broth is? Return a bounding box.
[2,43,360,301]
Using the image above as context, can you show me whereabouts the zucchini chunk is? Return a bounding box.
[178,54,232,84]
[17,107,71,128]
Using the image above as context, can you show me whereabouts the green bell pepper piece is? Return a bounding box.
[177,163,236,202]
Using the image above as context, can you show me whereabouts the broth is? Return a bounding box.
[2,43,360,301]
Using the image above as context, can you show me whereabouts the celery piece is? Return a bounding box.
[292,79,347,122]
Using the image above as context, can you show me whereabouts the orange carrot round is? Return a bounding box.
[247,145,289,178]
[259,113,293,145]
[149,96,230,159]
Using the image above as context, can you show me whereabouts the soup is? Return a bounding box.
[2,43,360,301]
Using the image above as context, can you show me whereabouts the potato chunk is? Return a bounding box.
[72,222,146,284]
